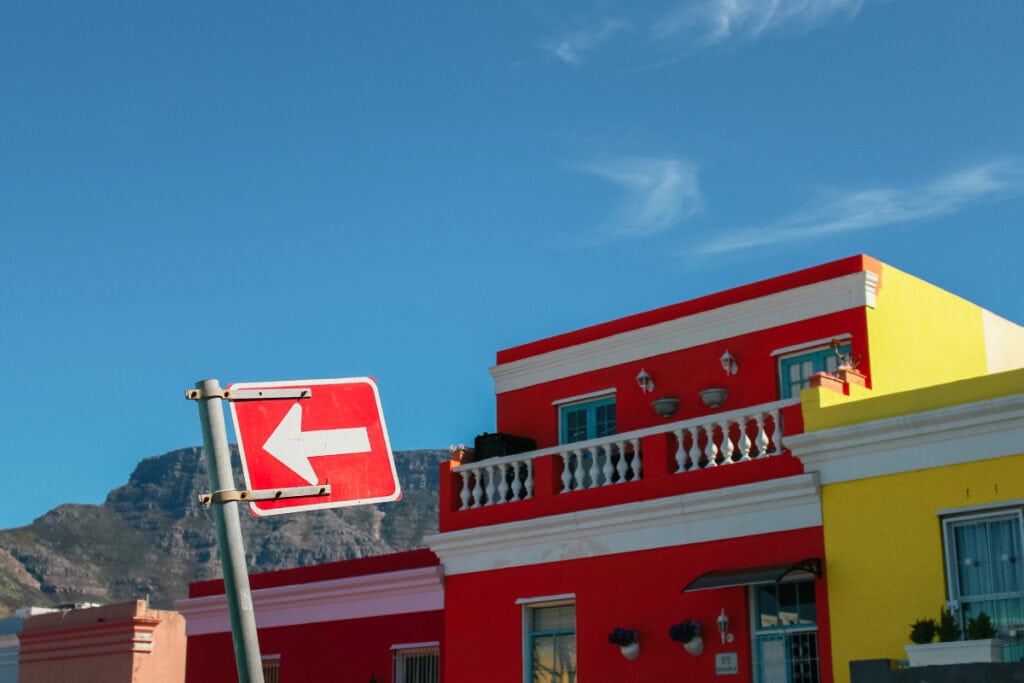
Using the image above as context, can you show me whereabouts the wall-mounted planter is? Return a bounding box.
[699,387,728,409]
[683,635,704,656]
[653,397,680,418]
[904,639,1003,667]
[620,641,640,661]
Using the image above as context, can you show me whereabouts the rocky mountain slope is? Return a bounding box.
[0,446,446,617]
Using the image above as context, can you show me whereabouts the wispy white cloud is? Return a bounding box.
[653,0,866,49]
[695,160,1024,255]
[544,18,627,66]
[575,157,702,238]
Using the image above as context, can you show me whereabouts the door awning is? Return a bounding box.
[682,558,821,593]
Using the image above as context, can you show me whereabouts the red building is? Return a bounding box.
[177,549,443,682]
[426,255,1015,683]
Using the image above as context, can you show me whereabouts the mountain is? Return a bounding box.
[0,446,446,617]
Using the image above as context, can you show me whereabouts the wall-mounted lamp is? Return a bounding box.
[636,369,654,394]
[717,608,732,644]
[720,350,739,376]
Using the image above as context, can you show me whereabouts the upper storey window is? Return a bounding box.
[558,394,616,444]
[777,341,852,399]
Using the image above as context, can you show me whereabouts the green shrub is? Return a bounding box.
[909,618,938,644]
[966,612,998,640]
[938,606,962,642]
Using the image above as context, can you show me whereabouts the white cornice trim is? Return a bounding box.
[426,474,821,576]
[788,394,1024,485]
[490,272,878,394]
[175,565,444,636]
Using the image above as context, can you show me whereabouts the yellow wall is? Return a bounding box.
[866,264,991,394]
[824,456,1024,683]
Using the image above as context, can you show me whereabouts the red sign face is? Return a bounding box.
[227,377,401,516]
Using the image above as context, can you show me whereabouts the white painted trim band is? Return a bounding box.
[491,272,878,394]
[427,474,821,575]
[789,394,1024,485]
[175,565,444,636]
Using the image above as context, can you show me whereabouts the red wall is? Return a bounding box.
[496,310,870,448]
[186,610,443,683]
[443,527,831,683]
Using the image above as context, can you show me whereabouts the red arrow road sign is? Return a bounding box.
[227,377,401,516]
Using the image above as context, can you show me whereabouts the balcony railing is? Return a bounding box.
[453,399,797,510]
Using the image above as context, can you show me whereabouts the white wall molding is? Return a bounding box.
[175,565,444,636]
[788,394,1024,485]
[427,474,821,576]
[490,271,878,394]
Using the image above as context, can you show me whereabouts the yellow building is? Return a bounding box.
[790,367,1024,682]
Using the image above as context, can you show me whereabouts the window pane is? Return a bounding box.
[533,604,575,630]
[595,403,616,437]
[564,408,588,443]
[798,581,817,624]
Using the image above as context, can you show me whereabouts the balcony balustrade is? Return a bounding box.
[453,399,796,510]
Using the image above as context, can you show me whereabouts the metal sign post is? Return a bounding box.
[190,378,265,683]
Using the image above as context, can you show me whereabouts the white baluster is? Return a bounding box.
[719,421,735,465]
[755,413,769,457]
[615,441,629,482]
[704,424,719,467]
[631,438,642,480]
[484,465,497,506]
[574,450,587,490]
[525,459,534,499]
[589,447,603,488]
[510,462,523,501]
[673,429,686,473]
[770,409,783,455]
[497,463,510,503]
[471,469,484,508]
[459,471,472,510]
[601,445,614,486]
[738,417,753,462]
[687,427,701,471]
[560,452,573,492]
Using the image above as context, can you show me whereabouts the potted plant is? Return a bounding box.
[904,607,1003,666]
[608,627,640,661]
[669,619,703,656]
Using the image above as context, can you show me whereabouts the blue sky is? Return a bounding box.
[1,1,1021,529]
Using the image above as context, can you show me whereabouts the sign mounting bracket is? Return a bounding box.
[198,484,332,506]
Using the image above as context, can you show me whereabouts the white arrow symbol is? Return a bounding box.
[263,403,371,485]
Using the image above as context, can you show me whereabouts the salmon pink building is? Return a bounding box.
[17,601,185,683]
[426,255,1023,683]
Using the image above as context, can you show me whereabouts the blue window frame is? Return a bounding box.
[525,604,576,683]
[559,396,615,444]
[778,343,851,399]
